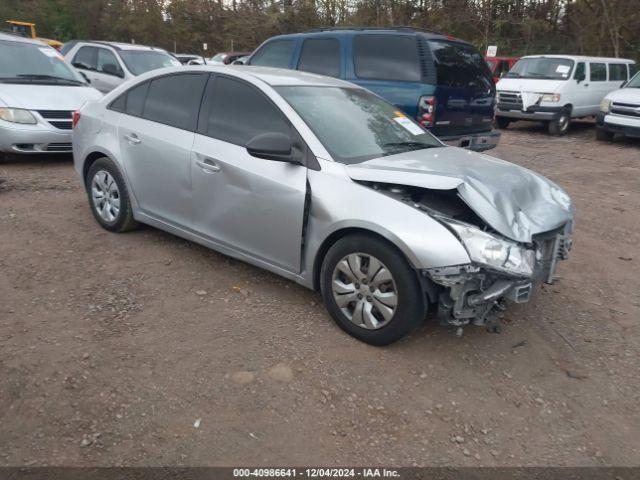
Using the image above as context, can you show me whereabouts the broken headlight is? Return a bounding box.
[441,219,535,277]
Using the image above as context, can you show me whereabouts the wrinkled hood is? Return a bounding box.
[497,77,565,94]
[346,147,573,243]
[0,84,102,110]
[605,87,640,104]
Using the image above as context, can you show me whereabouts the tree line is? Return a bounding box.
[1,0,638,60]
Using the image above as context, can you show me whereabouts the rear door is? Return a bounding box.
[295,37,342,78]
[427,39,495,137]
[191,75,308,273]
[117,73,208,227]
[348,34,426,119]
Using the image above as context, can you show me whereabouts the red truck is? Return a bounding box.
[485,56,519,83]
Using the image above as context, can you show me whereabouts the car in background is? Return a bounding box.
[0,32,102,155]
[63,41,181,93]
[244,27,500,151]
[596,69,640,141]
[72,65,573,345]
[232,55,250,65]
[174,53,207,65]
[485,56,519,83]
[495,55,635,135]
[208,51,253,65]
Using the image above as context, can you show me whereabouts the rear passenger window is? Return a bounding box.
[142,73,208,130]
[590,63,606,81]
[250,40,295,68]
[72,46,97,70]
[608,63,627,81]
[201,76,290,147]
[354,35,421,82]
[298,38,340,77]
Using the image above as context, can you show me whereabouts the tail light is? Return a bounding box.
[72,111,81,128]
[417,95,436,128]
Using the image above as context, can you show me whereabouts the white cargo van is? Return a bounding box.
[495,55,636,135]
[596,70,640,141]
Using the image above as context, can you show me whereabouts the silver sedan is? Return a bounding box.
[72,66,573,345]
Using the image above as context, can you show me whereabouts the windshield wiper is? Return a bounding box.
[384,141,439,150]
[17,74,85,85]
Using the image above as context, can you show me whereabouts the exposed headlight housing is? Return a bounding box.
[440,219,535,277]
[0,108,37,124]
[541,93,561,103]
[600,98,611,113]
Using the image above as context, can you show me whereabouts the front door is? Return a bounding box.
[191,75,307,273]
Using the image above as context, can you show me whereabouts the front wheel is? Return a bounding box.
[548,110,571,136]
[495,117,510,129]
[320,234,426,346]
[596,127,614,141]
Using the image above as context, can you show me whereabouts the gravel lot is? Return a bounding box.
[1,123,639,467]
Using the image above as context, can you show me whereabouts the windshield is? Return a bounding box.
[118,50,180,76]
[627,71,640,88]
[506,57,574,80]
[0,39,85,85]
[277,86,442,165]
[429,40,493,90]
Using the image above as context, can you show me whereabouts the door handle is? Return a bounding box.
[124,133,141,145]
[196,159,221,174]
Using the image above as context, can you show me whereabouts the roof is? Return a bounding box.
[75,40,167,52]
[0,31,46,45]
[521,54,635,63]
[270,26,468,44]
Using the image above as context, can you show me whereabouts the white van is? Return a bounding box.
[0,33,102,155]
[495,55,636,135]
[596,70,640,141]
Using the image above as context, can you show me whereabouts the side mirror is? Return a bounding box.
[79,71,91,84]
[246,132,299,164]
[576,73,586,83]
[103,63,124,78]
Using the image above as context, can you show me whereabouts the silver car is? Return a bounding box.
[72,66,574,345]
[0,33,102,154]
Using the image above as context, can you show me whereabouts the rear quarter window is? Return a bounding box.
[353,35,421,82]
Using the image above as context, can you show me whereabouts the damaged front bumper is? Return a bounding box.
[423,229,572,328]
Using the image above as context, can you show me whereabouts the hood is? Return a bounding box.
[497,77,564,94]
[605,87,640,104]
[0,84,102,110]
[346,147,573,243]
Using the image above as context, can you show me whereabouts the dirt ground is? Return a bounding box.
[1,122,639,467]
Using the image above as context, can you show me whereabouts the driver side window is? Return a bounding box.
[198,76,291,147]
[574,62,585,80]
[96,48,123,77]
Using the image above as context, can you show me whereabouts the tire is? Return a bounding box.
[85,157,138,232]
[496,117,510,129]
[596,127,614,141]
[320,234,426,346]
[548,110,571,136]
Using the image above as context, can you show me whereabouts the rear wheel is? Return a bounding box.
[596,127,615,141]
[320,234,426,346]
[496,117,510,129]
[86,157,138,233]
[548,110,571,136]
